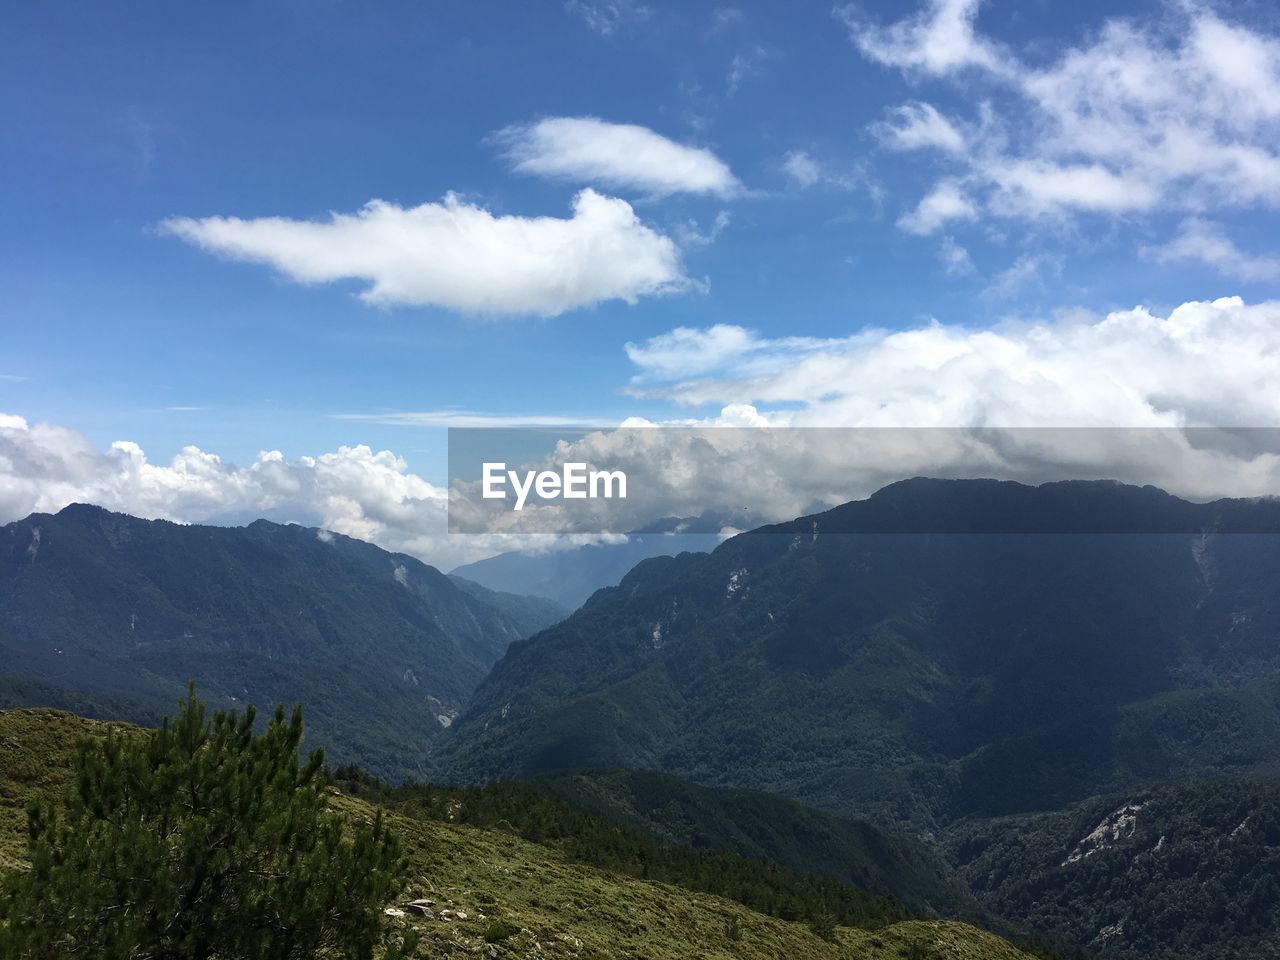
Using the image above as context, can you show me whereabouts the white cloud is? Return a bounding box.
[780,151,875,196]
[565,0,651,35]
[981,253,1061,300]
[162,189,689,317]
[986,161,1160,217]
[782,150,823,188]
[674,210,731,248]
[625,324,850,383]
[728,46,771,96]
[624,296,1280,430]
[939,235,974,275]
[897,179,976,234]
[1143,218,1280,281]
[0,416,528,569]
[712,7,744,32]
[335,410,619,429]
[850,3,1280,248]
[838,0,1009,77]
[496,117,741,198]
[874,101,966,153]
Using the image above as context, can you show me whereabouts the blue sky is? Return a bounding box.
[3,0,1280,564]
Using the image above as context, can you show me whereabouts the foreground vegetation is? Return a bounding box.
[0,702,1036,959]
[0,689,413,959]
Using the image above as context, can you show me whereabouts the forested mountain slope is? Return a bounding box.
[438,479,1280,830]
[0,505,549,780]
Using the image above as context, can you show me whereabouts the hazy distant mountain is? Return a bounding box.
[450,532,723,611]
[0,504,550,780]
[437,479,1280,830]
[448,575,569,635]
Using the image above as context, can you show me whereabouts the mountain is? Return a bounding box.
[943,774,1280,959]
[447,575,568,636]
[0,707,1039,960]
[450,532,722,610]
[0,504,548,781]
[532,769,978,918]
[436,479,1280,831]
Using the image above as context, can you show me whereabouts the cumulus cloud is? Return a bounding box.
[847,2,1280,253]
[1143,219,1280,281]
[441,294,1280,533]
[496,117,741,198]
[0,416,515,569]
[161,189,689,317]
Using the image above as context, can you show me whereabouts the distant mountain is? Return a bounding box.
[450,532,722,610]
[533,769,978,918]
[447,575,568,637]
[436,479,1280,831]
[0,504,547,781]
[944,774,1280,959]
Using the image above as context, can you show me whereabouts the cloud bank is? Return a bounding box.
[625,296,1280,429]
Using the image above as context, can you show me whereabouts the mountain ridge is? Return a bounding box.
[0,503,561,780]
[436,478,1280,830]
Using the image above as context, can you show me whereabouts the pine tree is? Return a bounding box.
[0,684,416,959]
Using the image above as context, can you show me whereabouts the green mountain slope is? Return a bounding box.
[943,775,1280,960]
[0,707,1038,960]
[533,769,978,918]
[448,575,569,637]
[0,505,547,781]
[437,479,1280,830]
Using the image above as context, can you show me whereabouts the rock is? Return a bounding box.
[405,899,437,917]
[384,906,406,918]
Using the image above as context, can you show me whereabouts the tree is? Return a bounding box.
[0,685,416,959]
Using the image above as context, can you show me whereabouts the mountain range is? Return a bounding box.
[5,479,1280,957]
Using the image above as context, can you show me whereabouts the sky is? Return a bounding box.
[3,0,1280,566]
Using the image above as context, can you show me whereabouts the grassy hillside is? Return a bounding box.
[0,707,1036,960]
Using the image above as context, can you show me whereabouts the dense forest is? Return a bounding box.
[945,775,1280,960]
